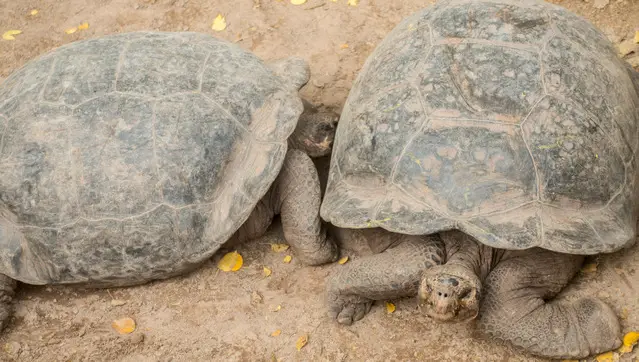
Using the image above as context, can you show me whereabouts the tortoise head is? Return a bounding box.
[289,99,339,158]
[418,264,481,323]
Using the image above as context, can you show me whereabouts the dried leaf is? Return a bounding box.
[30,9,39,16]
[337,256,349,264]
[581,262,598,273]
[290,0,307,4]
[270,329,281,337]
[2,30,22,41]
[339,43,349,49]
[347,0,358,6]
[595,351,616,362]
[385,302,396,313]
[112,317,136,334]
[77,22,89,30]
[263,266,272,277]
[272,304,282,312]
[283,255,292,263]
[271,243,290,252]
[217,251,243,272]
[65,27,78,34]
[619,331,639,353]
[212,14,227,31]
[295,334,308,351]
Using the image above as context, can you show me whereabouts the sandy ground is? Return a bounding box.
[1,0,639,361]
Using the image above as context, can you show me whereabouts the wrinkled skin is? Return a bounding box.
[326,229,621,360]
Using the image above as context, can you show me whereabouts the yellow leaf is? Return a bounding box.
[270,329,281,337]
[112,317,136,334]
[212,14,227,31]
[2,30,22,41]
[290,0,307,4]
[347,0,358,6]
[271,243,290,252]
[78,22,89,30]
[217,251,243,272]
[30,9,39,16]
[295,334,308,351]
[619,331,639,353]
[272,304,282,312]
[65,27,78,34]
[635,30,639,44]
[386,302,396,313]
[283,255,292,263]
[337,256,349,264]
[581,262,598,273]
[263,266,272,277]
[595,351,616,362]
[339,43,349,49]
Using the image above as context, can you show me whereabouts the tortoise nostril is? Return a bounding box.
[444,293,448,298]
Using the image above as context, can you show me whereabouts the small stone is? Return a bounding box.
[130,333,145,344]
[3,341,21,357]
[598,291,610,299]
[593,0,609,9]
[251,290,263,306]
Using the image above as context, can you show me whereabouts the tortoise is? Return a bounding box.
[0,31,339,330]
[319,0,639,359]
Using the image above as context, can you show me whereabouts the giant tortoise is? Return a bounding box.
[0,31,339,331]
[320,0,639,359]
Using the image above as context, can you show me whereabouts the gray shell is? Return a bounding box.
[0,32,302,285]
[320,0,639,255]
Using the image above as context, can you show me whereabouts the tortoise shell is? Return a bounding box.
[320,0,639,254]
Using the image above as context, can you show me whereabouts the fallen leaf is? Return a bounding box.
[339,43,349,49]
[112,317,136,334]
[263,266,272,277]
[217,251,243,272]
[581,262,598,273]
[386,302,396,313]
[271,243,290,252]
[211,14,227,32]
[290,0,307,4]
[283,255,292,263]
[347,0,358,6]
[595,351,616,362]
[337,256,349,264]
[77,22,89,30]
[295,334,308,351]
[619,331,639,353]
[270,329,281,337]
[2,30,22,41]
[110,299,127,306]
[272,305,282,312]
[65,27,78,34]
[30,9,39,16]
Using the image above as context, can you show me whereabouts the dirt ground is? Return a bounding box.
[0,0,639,361]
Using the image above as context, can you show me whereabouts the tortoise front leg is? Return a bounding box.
[477,248,621,359]
[327,232,445,325]
[275,149,338,265]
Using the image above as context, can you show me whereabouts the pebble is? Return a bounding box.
[130,333,145,344]
[3,341,21,357]
[593,0,609,9]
